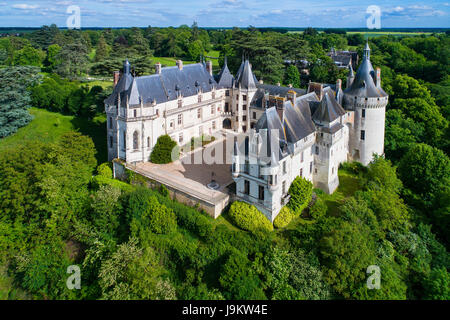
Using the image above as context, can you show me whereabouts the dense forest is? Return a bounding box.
[0,25,449,300]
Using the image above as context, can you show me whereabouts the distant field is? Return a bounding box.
[0,108,107,164]
[288,30,437,37]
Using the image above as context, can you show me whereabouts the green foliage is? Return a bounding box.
[284,65,300,87]
[0,66,41,138]
[228,201,273,233]
[150,135,179,164]
[13,45,44,67]
[310,197,327,220]
[219,249,266,300]
[398,143,450,205]
[423,267,450,300]
[288,177,313,214]
[273,207,295,229]
[97,163,113,179]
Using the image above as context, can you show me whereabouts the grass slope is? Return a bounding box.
[0,107,107,164]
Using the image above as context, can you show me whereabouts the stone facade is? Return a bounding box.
[105,42,387,222]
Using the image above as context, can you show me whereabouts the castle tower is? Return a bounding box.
[233,57,258,133]
[342,41,388,166]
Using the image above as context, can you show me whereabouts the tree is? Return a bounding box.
[423,267,450,300]
[0,66,40,138]
[187,39,204,62]
[398,143,450,204]
[284,65,300,88]
[55,42,89,79]
[95,35,109,62]
[13,45,44,67]
[46,44,62,70]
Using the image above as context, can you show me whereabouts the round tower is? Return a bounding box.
[342,41,388,166]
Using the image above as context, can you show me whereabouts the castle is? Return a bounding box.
[105,42,388,222]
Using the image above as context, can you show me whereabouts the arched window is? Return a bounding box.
[133,130,139,150]
[147,137,151,148]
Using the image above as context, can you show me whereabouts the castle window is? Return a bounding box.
[178,114,183,125]
[147,137,151,148]
[109,117,112,129]
[360,130,365,141]
[243,126,247,132]
[301,151,304,163]
[362,109,366,118]
[282,181,286,195]
[300,168,303,177]
[212,92,216,99]
[123,131,127,150]
[236,94,239,100]
[253,112,256,119]
[315,168,318,174]
[283,161,287,174]
[134,109,137,118]
[212,121,216,130]
[198,94,202,103]
[243,104,247,111]
[321,132,323,138]
[259,185,264,201]
[211,106,215,115]
[315,146,319,155]
[236,116,239,122]
[178,99,182,108]
[170,120,174,128]
[225,102,229,112]
[310,161,313,173]
[244,180,250,195]
[197,108,201,119]
[179,133,183,144]
[109,136,113,148]
[243,115,247,121]
[225,90,230,97]
[243,95,247,101]
[133,131,139,150]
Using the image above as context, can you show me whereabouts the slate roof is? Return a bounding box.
[105,62,217,107]
[250,84,307,109]
[253,92,318,160]
[312,88,346,123]
[344,43,387,98]
[235,59,257,90]
[216,58,235,89]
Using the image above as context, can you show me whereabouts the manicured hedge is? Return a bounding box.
[150,135,179,164]
[228,201,273,233]
[97,162,112,178]
[274,207,295,229]
[288,177,313,214]
[91,175,134,192]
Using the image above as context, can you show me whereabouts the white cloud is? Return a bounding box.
[12,4,39,10]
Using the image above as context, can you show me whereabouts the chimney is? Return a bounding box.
[375,67,381,87]
[336,79,342,92]
[176,60,183,71]
[206,60,213,76]
[307,82,323,100]
[155,62,161,74]
[113,70,120,88]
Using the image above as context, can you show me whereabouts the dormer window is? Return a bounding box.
[198,94,202,103]
[178,99,182,108]
[134,109,137,117]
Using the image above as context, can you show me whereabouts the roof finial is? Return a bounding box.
[364,40,371,60]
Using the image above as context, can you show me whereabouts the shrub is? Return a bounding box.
[228,201,273,233]
[91,175,133,192]
[147,197,177,234]
[310,197,327,220]
[340,161,365,175]
[288,177,313,214]
[274,207,295,229]
[97,162,113,178]
[158,184,170,198]
[150,135,179,164]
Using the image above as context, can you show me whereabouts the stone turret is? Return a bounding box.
[342,41,388,165]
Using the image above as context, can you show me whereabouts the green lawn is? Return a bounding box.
[316,169,361,217]
[152,57,196,67]
[0,108,107,164]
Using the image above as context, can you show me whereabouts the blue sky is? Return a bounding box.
[0,0,449,28]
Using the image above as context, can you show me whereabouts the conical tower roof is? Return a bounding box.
[344,42,387,98]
